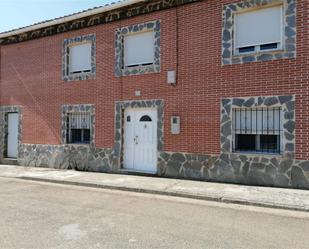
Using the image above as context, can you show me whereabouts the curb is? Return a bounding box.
[16,176,309,213]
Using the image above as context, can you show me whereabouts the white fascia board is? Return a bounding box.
[0,0,145,39]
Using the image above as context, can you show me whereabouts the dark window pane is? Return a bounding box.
[66,116,70,143]
[260,43,278,50]
[238,46,255,53]
[141,62,153,66]
[260,135,279,153]
[83,129,90,144]
[126,62,153,68]
[235,134,256,151]
[70,129,90,144]
[127,115,131,122]
[71,70,91,74]
[70,129,82,144]
[140,115,152,122]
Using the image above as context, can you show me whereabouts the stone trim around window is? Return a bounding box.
[115,20,161,77]
[0,106,22,159]
[222,0,296,65]
[113,99,164,169]
[221,95,295,158]
[61,104,95,146]
[62,34,96,82]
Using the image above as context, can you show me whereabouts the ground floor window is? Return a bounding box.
[66,112,91,144]
[232,107,281,154]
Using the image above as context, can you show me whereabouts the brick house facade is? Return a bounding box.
[1,0,308,189]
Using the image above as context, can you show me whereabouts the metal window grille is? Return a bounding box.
[66,112,91,144]
[232,107,282,153]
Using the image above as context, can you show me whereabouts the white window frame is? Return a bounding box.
[233,4,284,56]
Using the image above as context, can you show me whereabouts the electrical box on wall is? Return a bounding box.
[167,70,176,85]
[171,116,180,134]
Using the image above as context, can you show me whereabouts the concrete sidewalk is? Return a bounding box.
[0,165,309,212]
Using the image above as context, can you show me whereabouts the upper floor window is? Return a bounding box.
[222,0,296,65]
[62,34,96,82]
[115,20,161,77]
[234,5,283,55]
[124,31,155,67]
[69,43,92,74]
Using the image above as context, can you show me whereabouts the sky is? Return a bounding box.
[0,0,116,33]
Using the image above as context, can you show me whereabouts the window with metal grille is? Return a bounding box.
[232,107,282,154]
[66,112,91,144]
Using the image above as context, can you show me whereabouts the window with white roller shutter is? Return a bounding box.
[234,5,283,54]
[69,43,92,74]
[123,31,155,67]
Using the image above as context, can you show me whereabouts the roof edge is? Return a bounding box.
[0,0,144,39]
[0,0,201,45]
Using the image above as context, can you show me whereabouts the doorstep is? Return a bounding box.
[119,168,157,176]
[0,158,18,165]
[0,165,308,212]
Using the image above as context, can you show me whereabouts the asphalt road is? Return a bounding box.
[0,177,308,249]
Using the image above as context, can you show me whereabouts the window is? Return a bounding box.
[62,34,96,82]
[69,43,92,74]
[234,5,283,54]
[124,31,155,67]
[222,1,296,65]
[115,20,161,77]
[232,107,282,153]
[140,115,152,122]
[66,113,91,144]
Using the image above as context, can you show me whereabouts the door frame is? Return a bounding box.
[114,99,164,173]
[0,106,22,160]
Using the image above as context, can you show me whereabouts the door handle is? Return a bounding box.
[134,136,138,145]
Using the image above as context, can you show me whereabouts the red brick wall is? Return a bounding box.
[1,0,308,159]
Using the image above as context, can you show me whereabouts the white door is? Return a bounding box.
[7,113,19,158]
[123,108,157,173]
